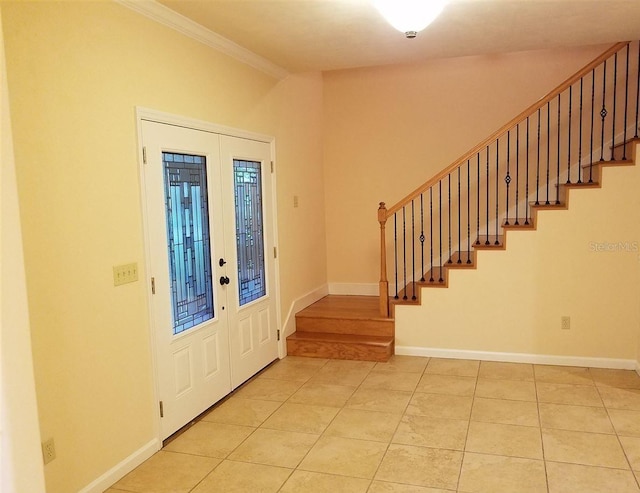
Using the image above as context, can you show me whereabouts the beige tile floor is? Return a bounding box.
[107,356,640,493]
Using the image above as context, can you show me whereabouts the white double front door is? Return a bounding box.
[141,119,278,440]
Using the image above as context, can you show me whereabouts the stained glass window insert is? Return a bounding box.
[163,152,214,335]
[233,159,266,306]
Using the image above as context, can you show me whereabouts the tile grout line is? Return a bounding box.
[455,360,481,493]
[533,366,552,493]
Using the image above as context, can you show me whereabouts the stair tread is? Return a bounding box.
[296,295,390,321]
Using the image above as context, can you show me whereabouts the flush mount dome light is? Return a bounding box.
[373,0,448,38]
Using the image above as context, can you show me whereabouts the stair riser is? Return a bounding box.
[295,316,394,337]
[287,339,393,362]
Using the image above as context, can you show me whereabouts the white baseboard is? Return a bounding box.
[281,284,329,341]
[77,439,159,493]
[396,345,638,370]
[328,283,378,296]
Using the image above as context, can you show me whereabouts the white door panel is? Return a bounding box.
[142,121,231,440]
[141,121,278,440]
[220,136,278,388]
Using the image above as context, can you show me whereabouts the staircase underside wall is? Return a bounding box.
[395,146,640,364]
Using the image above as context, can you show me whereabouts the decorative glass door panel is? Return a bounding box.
[233,159,266,306]
[163,152,214,335]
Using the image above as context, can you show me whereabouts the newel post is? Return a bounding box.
[378,202,389,317]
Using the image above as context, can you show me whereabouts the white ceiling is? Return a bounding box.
[156,0,640,73]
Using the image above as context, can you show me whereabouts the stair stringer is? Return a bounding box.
[394,143,640,364]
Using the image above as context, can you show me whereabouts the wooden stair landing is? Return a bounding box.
[287,295,394,362]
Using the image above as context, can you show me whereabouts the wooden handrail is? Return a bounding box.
[384,41,629,218]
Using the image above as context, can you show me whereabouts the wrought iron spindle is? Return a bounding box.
[467,159,471,263]
[457,168,462,264]
[600,60,607,162]
[556,94,561,204]
[567,86,572,183]
[505,131,511,225]
[394,214,398,299]
[420,194,425,282]
[429,187,434,282]
[438,181,443,282]
[546,102,551,204]
[578,78,583,183]
[448,174,452,264]
[515,124,520,224]
[402,206,407,300]
[611,52,618,157]
[476,154,480,245]
[623,44,630,159]
[485,146,490,244]
[536,108,541,204]
[411,200,416,300]
[525,117,530,224]
[495,139,499,244]
[590,68,595,182]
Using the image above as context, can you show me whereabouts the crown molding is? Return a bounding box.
[114,0,289,80]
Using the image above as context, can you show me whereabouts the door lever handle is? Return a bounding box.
[219,276,230,286]
[219,258,227,267]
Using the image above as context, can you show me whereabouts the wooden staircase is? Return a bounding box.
[286,295,394,362]
[287,41,640,363]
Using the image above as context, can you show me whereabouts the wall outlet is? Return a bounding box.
[42,438,56,464]
[561,316,571,330]
[113,262,138,286]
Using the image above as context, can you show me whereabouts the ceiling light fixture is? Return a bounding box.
[373,0,448,39]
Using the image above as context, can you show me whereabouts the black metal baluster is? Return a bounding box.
[525,117,531,224]
[546,102,551,204]
[394,214,398,299]
[623,44,630,160]
[505,131,511,226]
[439,181,443,282]
[600,60,607,162]
[556,94,561,204]
[495,139,500,244]
[476,154,480,245]
[536,109,541,204]
[467,159,472,263]
[515,124,520,224]
[457,168,462,263]
[486,146,490,244]
[411,200,416,300]
[611,52,618,158]
[578,78,583,183]
[402,206,407,300]
[448,174,452,264]
[420,194,425,282]
[590,68,595,182]
[567,86,572,184]
[429,187,434,282]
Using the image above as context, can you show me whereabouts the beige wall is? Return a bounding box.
[0,8,46,492]
[322,45,610,285]
[396,147,640,361]
[2,1,325,491]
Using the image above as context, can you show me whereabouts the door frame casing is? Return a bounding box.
[135,107,284,445]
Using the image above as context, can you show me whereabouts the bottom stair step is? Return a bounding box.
[287,331,394,362]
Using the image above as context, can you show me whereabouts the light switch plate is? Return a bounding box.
[113,262,138,286]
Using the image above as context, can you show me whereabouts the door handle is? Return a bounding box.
[219,258,227,267]
[219,276,230,286]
